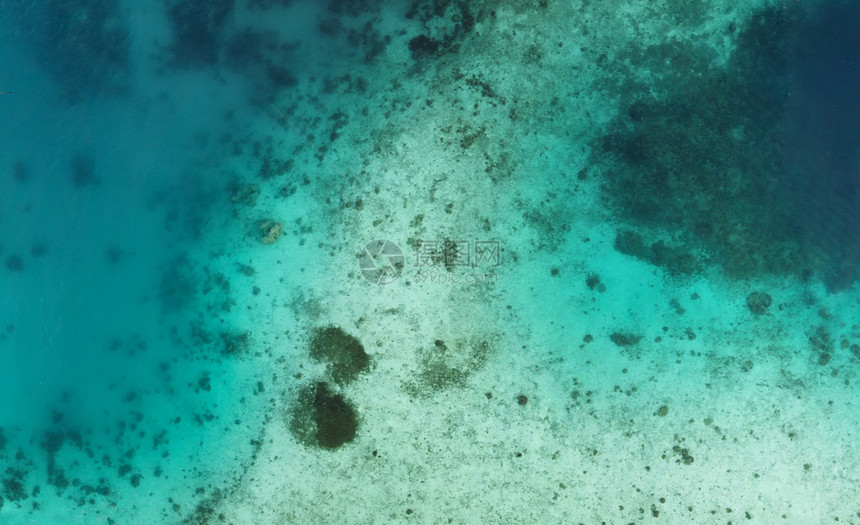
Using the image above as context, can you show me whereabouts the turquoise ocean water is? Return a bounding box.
[0,1,858,523]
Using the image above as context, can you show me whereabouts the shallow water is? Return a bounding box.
[0,1,857,523]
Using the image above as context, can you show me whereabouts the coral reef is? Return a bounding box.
[165,0,236,67]
[259,219,284,244]
[40,0,130,101]
[289,382,359,450]
[746,292,772,315]
[309,326,369,385]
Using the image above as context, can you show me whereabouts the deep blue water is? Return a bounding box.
[780,1,860,286]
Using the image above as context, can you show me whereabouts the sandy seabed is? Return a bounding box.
[0,1,857,524]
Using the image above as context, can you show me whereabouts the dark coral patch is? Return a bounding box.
[290,382,359,450]
[309,326,369,385]
[313,382,359,449]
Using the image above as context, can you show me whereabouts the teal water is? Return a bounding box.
[0,2,270,521]
[0,1,858,523]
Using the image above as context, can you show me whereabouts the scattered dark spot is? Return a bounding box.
[41,0,131,101]
[2,475,27,502]
[5,255,23,272]
[221,331,250,355]
[30,244,48,258]
[746,291,772,315]
[12,161,29,182]
[614,230,649,259]
[106,247,124,264]
[71,154,98,187]
[672,445,694,465]
[408,34,441,60]
[609,332,642,347]
[166,0,235,67]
